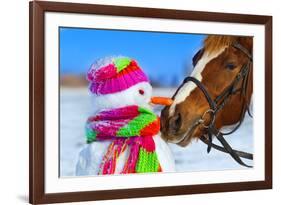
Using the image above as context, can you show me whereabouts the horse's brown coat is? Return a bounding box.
[161,35,253,146]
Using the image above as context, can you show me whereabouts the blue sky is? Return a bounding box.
[59,27,206,86]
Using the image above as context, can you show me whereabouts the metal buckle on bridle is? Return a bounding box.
[198,109,215,128]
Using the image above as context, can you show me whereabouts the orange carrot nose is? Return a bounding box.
[150,97,174,106]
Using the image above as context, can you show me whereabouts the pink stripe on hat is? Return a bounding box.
[89,67,148,94]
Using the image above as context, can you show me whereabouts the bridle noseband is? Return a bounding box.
[182,42,253,167]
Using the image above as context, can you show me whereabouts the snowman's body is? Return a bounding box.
[76,132,175,175]
[75,57,176,175]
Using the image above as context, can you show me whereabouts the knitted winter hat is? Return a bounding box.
[87,56,149,95]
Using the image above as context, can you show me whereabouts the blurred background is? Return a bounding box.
[59,27,253,177]
[60,27,205,87]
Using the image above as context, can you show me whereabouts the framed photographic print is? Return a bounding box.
[29,1,272,204]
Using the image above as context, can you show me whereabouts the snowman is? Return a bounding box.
[76,56,175,175]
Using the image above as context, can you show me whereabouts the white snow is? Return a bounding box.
[60,87,253,176]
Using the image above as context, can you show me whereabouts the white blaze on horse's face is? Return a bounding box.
[169,47,227,116]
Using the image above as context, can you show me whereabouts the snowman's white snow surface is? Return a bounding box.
[76,82,176,175]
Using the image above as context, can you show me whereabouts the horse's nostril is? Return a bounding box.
[169,112,182,133]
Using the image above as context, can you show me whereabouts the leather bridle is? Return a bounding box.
[182,42,253,167]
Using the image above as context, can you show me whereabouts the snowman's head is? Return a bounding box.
[87,56,153,113]
[90,82,152,113]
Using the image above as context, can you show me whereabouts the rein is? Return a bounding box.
[182,42,253,167]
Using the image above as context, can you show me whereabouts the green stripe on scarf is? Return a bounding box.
[86,127,97,143]
[116,107,157,137]
[136,148,160,173]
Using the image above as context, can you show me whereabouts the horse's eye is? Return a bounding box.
[139,89,144,95]
[225,63,237,70]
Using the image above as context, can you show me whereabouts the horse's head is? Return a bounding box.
[161,35,253,146]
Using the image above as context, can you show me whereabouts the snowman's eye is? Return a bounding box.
[138,89,144,95]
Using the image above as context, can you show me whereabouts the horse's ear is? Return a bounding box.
[237,37,253,54]
[192,48,204,67]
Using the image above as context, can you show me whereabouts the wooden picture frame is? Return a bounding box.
[29,1,272,204]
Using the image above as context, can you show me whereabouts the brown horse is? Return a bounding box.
[161,35,253,165]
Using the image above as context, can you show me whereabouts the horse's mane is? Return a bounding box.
[204,35,237,54]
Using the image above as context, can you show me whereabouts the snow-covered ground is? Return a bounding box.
[60,87,253,176]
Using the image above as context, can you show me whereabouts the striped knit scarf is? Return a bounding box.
[86,105,162,174]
